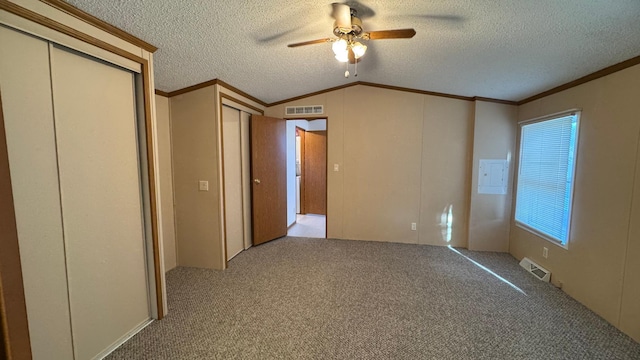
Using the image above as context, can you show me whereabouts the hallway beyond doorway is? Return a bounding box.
[287,214,326,238]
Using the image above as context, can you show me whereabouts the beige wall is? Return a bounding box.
[511,64,640,341]
[155,94,177,271]
[468,101,517,252]
[266,85,479,246]
[420,96,474,247]
[170,86,224,269]
[620,141,640,340]
[169,83,265,270]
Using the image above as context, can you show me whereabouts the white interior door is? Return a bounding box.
[50,45,150,360]
[223,105,245,260]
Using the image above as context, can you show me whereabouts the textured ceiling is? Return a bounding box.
[67,0,640,103]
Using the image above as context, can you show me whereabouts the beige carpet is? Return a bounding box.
[106,237,640,359]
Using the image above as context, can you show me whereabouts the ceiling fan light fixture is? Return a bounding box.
[352,42,367,59]
[332,38,348,55]
[335,51,349,63]
[287,4,417,77]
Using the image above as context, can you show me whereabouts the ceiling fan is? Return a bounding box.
[288,3,416,77]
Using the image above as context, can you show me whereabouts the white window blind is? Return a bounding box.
[515,112,579,245]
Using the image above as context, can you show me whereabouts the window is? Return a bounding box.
[515,111,579,246]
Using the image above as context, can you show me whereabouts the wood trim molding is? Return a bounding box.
[220,93,265,115]
[167,79,218,97]
[518,55,640,105]
[216,79,268,107]
[0,91,33,360]
[141,60,164,319]
[270,81,474,106]
[284,116,327,121]
[472,96,518,106]
[160,79,519,108]
[269,81,519,107]
[1,0,164,319]
[268,83,363,106]
[165,79,268,107]
[39,0,157,52]
[359,81,475,102]
[154,89,170,97]
[218,93,229,266]
[297,127,306,215]
[0,1,145,64]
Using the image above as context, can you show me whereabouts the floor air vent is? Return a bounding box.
[285,105,324,116]
[519,257,551,282]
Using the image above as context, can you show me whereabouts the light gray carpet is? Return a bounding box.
[107,237,640,359]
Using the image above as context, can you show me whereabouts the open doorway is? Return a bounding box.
[286,119,327,238]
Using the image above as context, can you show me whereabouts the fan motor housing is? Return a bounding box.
[333,17,363,36]
[333,10,363,36]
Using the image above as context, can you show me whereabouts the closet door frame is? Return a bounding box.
[0,3,164,356]
[0,91,32,360]
[218,92,264,265]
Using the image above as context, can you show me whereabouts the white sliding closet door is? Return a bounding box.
[0,26,74,360]
[223,105,245,260]
[50,46,150,360]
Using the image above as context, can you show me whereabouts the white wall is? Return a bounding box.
[286,121,297,226]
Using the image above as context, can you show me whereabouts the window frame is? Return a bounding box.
[513,110,581,249]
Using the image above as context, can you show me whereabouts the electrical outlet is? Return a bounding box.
[411,223,417,231]
[543,247,548,259]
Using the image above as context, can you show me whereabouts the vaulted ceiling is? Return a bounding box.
[67,0,640,104]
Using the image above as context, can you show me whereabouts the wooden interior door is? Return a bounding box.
[251,115,287,245]
[297,127,306,214]
[303,131,327,215]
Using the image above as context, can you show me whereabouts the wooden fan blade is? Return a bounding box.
[366,28,416,40]
[288,38,332,47]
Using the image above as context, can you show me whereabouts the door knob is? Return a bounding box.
[254,179,261,184]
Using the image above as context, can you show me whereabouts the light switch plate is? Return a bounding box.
[199,180,209,191]
[334,164,339,172]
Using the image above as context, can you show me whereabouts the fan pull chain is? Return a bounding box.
[355,58,358,77]
[345,61,350,78]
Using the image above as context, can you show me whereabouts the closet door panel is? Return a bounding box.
[0,27,74,360]
[50,46,150,360]
[222,105,244,260]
